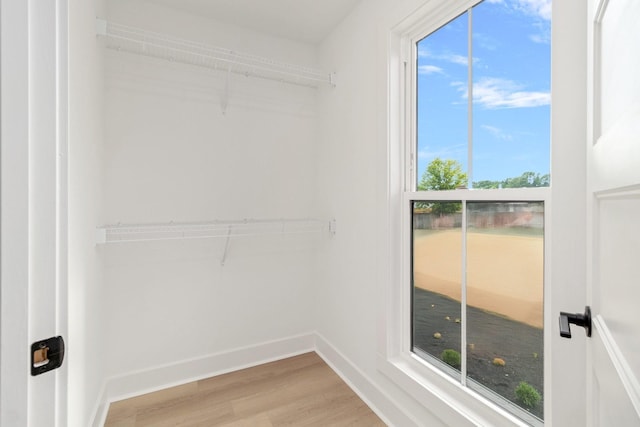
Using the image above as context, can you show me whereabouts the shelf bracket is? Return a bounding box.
[220,225,232,266]
[95,228,107,245]
[329,218,337,236]
[220,67,230,115]
[96,18,107,37]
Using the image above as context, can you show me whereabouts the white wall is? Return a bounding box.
[102,1,319,379]
[314,0,450,425]
[68,0,107,425]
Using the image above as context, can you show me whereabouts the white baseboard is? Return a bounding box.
[92,332,315,426]
[91,382,109,427]
[91,332,415,427]
[314,333,421,427]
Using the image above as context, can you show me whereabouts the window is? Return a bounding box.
[414,1,550,189]
[407,1,550,424]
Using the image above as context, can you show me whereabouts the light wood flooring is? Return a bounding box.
[104,352,386,426]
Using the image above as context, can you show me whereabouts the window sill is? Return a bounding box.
[377,353,537,427]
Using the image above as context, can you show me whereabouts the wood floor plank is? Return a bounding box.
[187,353,322,414]
[104,352,385,426]
[135,399,235,427]
[266,386,384,427]
[103,416,137,427]
[197,353,321,395]
[103,403,137,426]
[217,413,273,427]
[229,361,343,417]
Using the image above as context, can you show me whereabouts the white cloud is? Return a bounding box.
[496,1,551,44]
[468,77,550,109]
[481,125,513,141]
[529,21,551,44]
[514,0,552,21]
[418,48,477,66]
[418,144,466,160]
[474,32,499,51]
[529,32,550,44]
[450,81,465,88]
[417,46,429,58]
[440,53,470,66]
[486,0,551,20]
[418,65,445,75]
[488,0,551,45]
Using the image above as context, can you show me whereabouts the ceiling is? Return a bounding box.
[146,0,361,44]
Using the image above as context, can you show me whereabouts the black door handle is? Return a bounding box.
[559,306,592,338]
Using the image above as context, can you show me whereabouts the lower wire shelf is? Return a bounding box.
[95,218,335,245]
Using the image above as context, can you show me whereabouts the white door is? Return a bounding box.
[585,0,640,425]
[0,0,68,425]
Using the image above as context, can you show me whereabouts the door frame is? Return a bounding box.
[1,0,69,425]
[0,0,31,423]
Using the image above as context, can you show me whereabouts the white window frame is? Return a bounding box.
[378,1,552,425]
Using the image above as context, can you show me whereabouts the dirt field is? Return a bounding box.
[413,229,543,328]
[413,288,544,420]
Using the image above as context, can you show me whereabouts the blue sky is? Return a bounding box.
[416,0,551,185]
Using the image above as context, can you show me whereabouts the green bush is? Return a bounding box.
[515,381,541,408]
[441,349,461,369]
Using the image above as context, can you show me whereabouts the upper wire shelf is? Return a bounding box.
[96,19,335,88]
[96,218,336,245]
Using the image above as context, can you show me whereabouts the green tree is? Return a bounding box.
[502,171,549,188]
[418,158,467,214]
[472,171,550,189]
[472,180,500,189]
[419,158,468,191]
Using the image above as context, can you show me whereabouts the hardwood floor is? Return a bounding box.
[104,352,386,426]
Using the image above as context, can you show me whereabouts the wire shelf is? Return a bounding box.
[96,19,334,88]
[96,218,335,244]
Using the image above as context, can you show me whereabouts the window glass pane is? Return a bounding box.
[471,1,551,189]
[416,13,468,191]
[412,201,462,379]
[466,201,544,420]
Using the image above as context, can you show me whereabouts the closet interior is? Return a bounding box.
[69,1,439,426]
[98,0,331,393]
